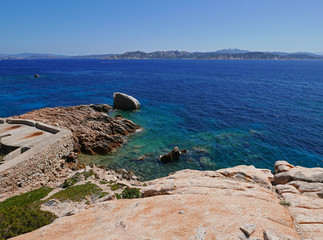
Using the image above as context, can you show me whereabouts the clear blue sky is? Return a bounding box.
[1,0,322,55]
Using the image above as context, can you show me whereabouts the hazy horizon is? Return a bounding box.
[1,49,323,57]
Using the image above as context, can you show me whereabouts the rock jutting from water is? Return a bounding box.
[12,104,141,154]
[160,146,181,162]
[113,92,140,110]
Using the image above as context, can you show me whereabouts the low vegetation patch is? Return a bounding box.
[0,187,56,240]
[83,170,99,180]
[61,170,99,188]
[0,155,4,165]
[0,187,52,209]
[49,182,108,202]
[116,188,142,199]
[279,200,291,207]
[61,175,79,188]
[110,183,126,191]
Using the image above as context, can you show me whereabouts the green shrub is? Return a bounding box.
[99,180,108,184]
[0,187,52,209]
[61,175,79,188]
[115,193,121,199]
[110,183,125,191]
[83,170,99,180]
[279,200,291,207]
[120,188,142,199]
[98,192,108,198]
[61,170,99,188]
[49,182,108,202]
[0,187,56,239]
[0,206,56,240]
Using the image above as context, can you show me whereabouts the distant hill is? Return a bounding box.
[291,52,320,57]
[1,50,322,60]
[105,51,323,60]
[0,53,68,59]
[106,50,194,59]
[215,48,249,54]
[73,54,114,59]
[268,52,289,56]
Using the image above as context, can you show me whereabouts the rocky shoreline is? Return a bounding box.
[5,160,323,240]
[0,104,141,201]
[1,104,322,239]
[13,104,141,155]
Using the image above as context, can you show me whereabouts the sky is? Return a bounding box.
[0,0,323,55]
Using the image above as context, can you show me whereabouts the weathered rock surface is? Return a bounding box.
[275,161,323,185]
[274,161,323,240]
[13,165,300,240]
[263,230,296,240]
[217,165,274,189]
[113,92,140,110]
[13,104,141,154]
[240,223,257,237]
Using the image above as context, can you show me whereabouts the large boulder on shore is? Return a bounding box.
[113,92,140,110]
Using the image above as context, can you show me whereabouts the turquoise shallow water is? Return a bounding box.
[0,59,322,180]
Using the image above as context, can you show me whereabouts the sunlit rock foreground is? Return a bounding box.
[12,161,323,240]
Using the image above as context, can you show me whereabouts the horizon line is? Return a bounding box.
[1,49,323,56]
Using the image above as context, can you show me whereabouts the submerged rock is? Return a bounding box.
[113,92,140,110]
[199,156,214,167]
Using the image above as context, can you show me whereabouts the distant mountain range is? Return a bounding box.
[1,49,323,60]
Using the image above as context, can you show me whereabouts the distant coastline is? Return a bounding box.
[1,49,323,60]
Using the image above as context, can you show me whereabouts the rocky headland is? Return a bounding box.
[13,104,141,154]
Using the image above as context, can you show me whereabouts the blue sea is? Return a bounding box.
[0,59,322,180]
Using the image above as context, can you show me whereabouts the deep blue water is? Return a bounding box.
[0,59,322,180]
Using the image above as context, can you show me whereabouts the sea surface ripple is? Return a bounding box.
[0,59,322,180]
